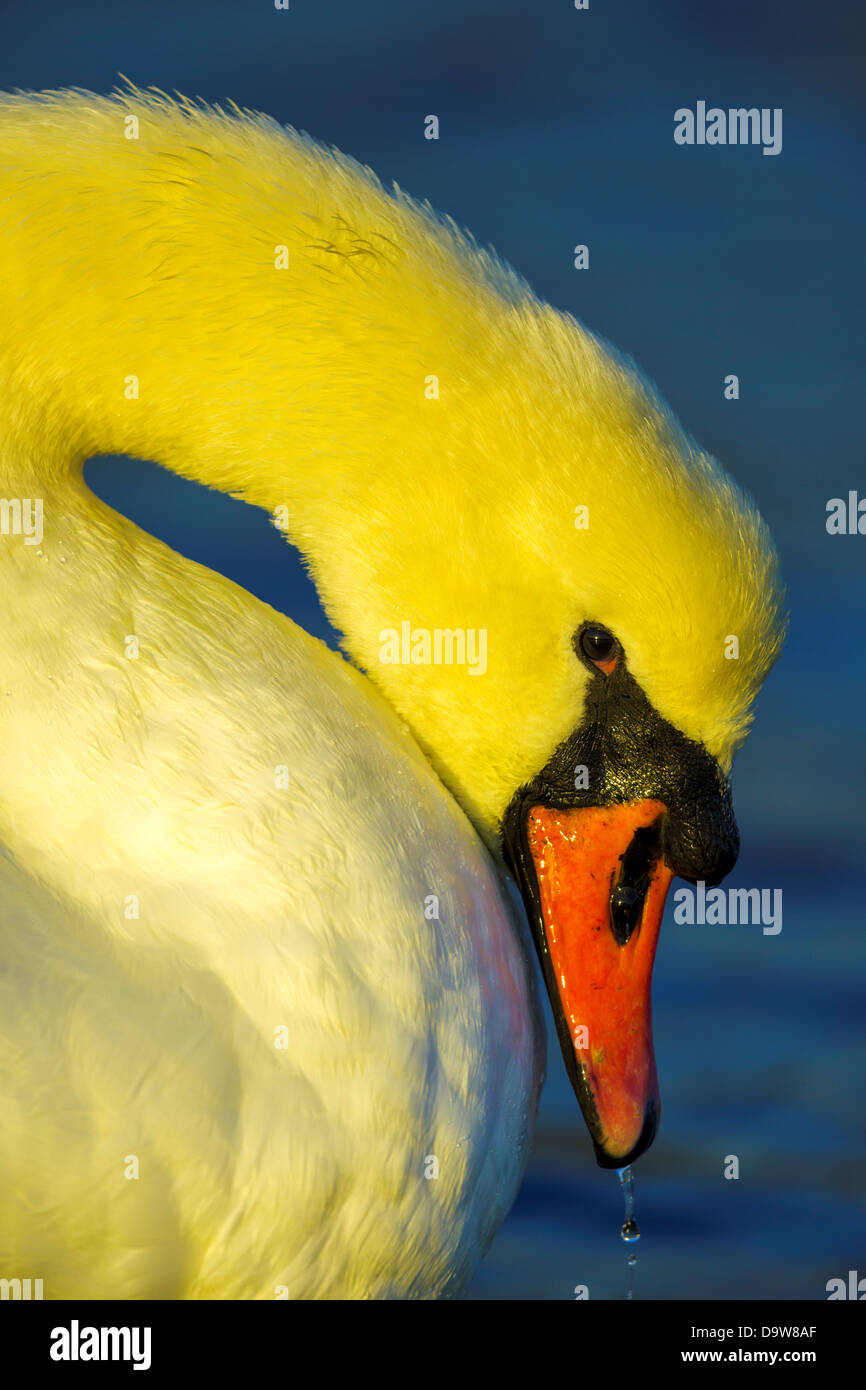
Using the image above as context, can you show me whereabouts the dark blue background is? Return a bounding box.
[4,0,863,1298]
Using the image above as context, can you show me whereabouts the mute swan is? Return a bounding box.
[0,87,784,1299]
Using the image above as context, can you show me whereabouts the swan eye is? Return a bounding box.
[577,624,619,672]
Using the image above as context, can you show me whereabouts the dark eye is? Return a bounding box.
[576,624,619,673]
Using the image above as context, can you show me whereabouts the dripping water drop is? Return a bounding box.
[617,1164,640,1300]
[617,1164,640,1242]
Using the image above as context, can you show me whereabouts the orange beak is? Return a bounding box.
[525,800,674,1166]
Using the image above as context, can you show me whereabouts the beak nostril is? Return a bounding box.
[608,818,664,946]
[610,884,642,942]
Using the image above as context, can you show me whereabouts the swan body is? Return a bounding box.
[0,501,540,1298]
[0,87,784,1297]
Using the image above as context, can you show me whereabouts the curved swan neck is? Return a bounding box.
[0,89,786,844]
[0,89,547,835]
[1,90,523,515]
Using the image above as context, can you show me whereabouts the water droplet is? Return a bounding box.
[617,1164,640,1242]
[616,1164,640,1300]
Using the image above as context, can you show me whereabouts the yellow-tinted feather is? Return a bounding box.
[0,84,783,833]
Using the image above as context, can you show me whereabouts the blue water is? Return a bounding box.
[467,847,866,1298]
[5,0,865,1299]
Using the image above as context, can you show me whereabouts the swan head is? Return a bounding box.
[321,293,785,1169]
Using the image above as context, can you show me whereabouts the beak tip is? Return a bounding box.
[591,1100,659,1170]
